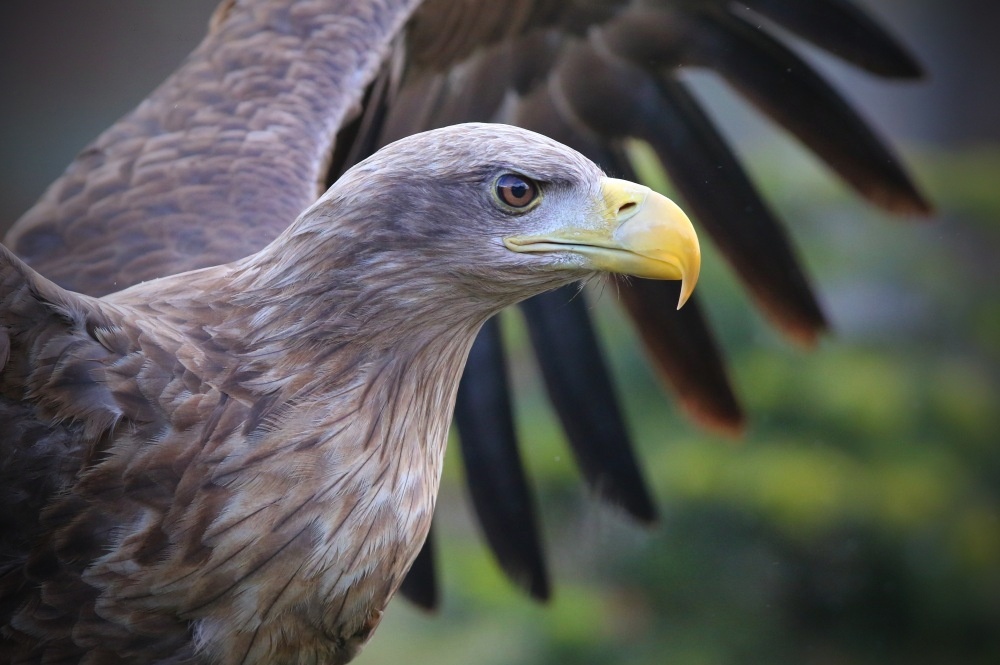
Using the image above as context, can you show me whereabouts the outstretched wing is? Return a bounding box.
[3,0,930,607]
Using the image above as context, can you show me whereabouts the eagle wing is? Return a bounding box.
[3,0,930,607]
[0,246,143,650]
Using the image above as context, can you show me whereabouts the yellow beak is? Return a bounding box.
[504,177,700,308]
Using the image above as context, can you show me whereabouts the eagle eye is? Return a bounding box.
[495,173,539,210]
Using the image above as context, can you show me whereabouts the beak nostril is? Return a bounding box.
[617,201,638,217]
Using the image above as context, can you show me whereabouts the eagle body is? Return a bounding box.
[0,225,461,664]
[0,124,699,664]
[2,262,473,664]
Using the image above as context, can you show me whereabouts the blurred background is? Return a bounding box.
[1,2,997,663]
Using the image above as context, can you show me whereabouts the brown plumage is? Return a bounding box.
[0,124,699,664]
[4,0,929,618]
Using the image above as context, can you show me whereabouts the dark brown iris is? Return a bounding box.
[496,173,538,208]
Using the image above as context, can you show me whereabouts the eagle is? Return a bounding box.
[0,123,699,664]
[1,0,928,662]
